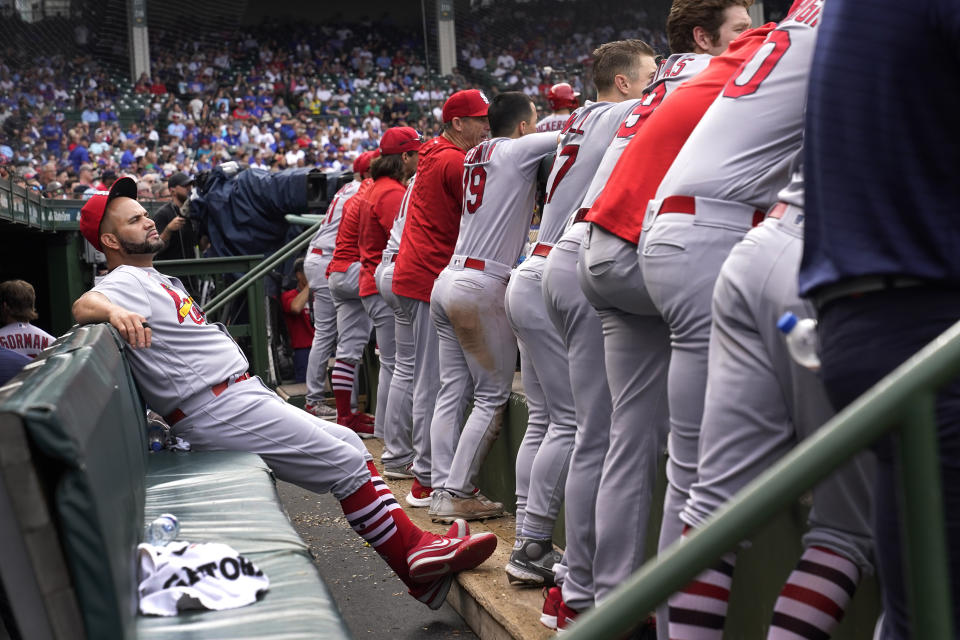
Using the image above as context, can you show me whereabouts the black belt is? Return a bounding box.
[811,276,929,312]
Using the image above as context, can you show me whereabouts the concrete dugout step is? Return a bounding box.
[365,438,555,640]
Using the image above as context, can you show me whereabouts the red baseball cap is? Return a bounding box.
[379,127,422,155]
[353,150,379,175]
[442,89,491,123]
[78,176,138,251]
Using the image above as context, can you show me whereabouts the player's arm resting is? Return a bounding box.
[519,131,566,157]
[72,291,152,349]
[283,287,310,315]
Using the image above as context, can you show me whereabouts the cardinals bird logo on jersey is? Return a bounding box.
[159,282,206,325]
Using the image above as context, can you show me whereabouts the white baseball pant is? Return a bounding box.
[429,258,517,496]
[170,376,371,499]
[327,262,373,363]
[504,254,577,541]
[641,196,762,556]
[394,293,439,487]
[683,204,874,571]
[361,292,396,440]
[577,223,672,604]
[303,252,337,407]
[542,236,614,612]
[375,259,414,468]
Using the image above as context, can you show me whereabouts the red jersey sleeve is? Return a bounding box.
[586,25,775,244]
[281,288,296,313]
[392,137,468,302]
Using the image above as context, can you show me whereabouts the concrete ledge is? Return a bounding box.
[365,439,553,640]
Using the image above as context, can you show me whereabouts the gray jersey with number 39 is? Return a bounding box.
[456,132,558,265]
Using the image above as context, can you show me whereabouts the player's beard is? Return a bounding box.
[120,236,164,255]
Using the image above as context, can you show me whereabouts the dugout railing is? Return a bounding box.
[563,320,960,639]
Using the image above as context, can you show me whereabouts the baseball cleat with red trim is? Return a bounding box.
[409,574,454,609]
[541,586,562,629]
[338,412,376,438]
[406,529,497,582]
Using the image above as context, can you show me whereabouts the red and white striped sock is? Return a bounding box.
[668,535,736,640]
[767,546,860,639]
[331,359,357,419]
[339,462,422,585]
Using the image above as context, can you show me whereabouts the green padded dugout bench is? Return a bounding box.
[0,324,350,640]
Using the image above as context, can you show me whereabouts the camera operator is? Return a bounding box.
[152,172,199,261]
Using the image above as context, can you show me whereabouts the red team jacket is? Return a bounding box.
[358,176,406,297]
[586,24,775,244]
[391,136,466,303]
[327,178,375,276]
[280,288,314,349]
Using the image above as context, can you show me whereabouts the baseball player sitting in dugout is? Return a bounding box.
[71,177,497,610]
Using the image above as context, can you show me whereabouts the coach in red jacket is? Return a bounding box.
[391,90,490,508]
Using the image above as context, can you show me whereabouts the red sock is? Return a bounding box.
[339,463,423,585]
[331,359,356,418]
[668,527,736,640]
[767,546,860,639]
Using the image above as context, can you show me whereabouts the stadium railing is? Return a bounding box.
[563,320,960,639]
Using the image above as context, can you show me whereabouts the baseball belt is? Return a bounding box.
[165,372,251,426]
[531,242,553,258]
[657,195,766,228]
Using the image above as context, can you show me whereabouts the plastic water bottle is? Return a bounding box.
[777,312,821,371]
[146,418,170,452]
[145,514,180,546]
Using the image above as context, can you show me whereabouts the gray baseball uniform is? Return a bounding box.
[328,262,373,364]
[640,9,821,557]
[505,253,578,540]
[538,97,641,612]
[429,132,557,496]
[377,175,416,469]
[683,167,874,575]
[572,53,712,605]
[304,180,360,406]
[92,266,372,499]
[536,113,570,133]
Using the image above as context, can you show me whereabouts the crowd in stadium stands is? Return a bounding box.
[0,7,665,199]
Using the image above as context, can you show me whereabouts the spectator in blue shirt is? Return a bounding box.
[99,104,118,122]
[42,118,62,153]
[801,0,960,636]
[80,106,99,124]
[68,137,90,172]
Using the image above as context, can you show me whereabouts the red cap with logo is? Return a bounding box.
[353,149,380,175]
[441,89,490,123]
[78,176,139,251]
[379,127,423,155]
